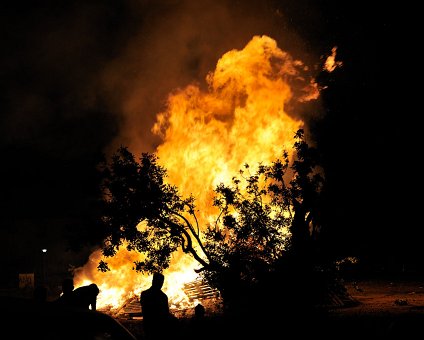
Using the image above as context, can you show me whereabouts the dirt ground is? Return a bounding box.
[322,278,424,338]
[335,279,424,315]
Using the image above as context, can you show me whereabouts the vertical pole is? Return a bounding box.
[41,248,47,285]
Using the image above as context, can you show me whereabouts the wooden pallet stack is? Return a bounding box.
[115,279,220,318]
[182,279,220,301]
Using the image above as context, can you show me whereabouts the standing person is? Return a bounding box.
[72,283,100,311]
[140,272,171,340]
[191,303,206,337]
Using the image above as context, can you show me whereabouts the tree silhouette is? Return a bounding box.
[97,149,211,273]
[97,129,325,308]
[201,129,324,309]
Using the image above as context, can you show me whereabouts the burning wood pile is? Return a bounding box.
[114,278,220,319]
[114,298,142,318]
[182,278,220,302]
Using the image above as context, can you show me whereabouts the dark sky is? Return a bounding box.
[0,0,415,282]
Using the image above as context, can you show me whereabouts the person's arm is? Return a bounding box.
[91,296,97,311]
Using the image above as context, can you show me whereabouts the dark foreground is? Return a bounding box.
[2,279,424,339]
[120,279,424,339]
[119,308,424,339]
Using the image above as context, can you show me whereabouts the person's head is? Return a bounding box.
[152,272,165,289]
[61,278,74,295]
[194,303,205,318]
[89,283,100,296]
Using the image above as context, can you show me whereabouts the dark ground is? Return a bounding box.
[115,277,424,339]
[3,276,424,339]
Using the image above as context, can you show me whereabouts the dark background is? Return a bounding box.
[0,0,416,288]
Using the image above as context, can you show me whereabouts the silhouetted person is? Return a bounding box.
[55,278,75,308]
[194,303,205,319]
[140,272,172,340]
[189,303,206,338]
[72,283,100,311]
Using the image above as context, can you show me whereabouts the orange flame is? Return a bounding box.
[73,244,199,312]
[324,46,343,72]
[74,35,320,312]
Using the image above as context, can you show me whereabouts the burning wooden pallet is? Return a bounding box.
[115,279,220,318]
[115,297,142,318]
[182,278,220,301]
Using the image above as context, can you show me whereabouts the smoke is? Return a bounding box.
[1,0,327,156]
[0,0,330,273]
[3,0,411,281]
[97,0,325,156]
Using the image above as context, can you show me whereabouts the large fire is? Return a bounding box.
[73,35,324,313]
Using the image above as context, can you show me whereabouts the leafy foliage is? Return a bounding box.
[98,147,209,274]
[200,129,324,300]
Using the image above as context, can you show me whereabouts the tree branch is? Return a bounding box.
[158,215,210,270]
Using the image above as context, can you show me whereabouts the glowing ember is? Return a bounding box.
[74,35,321,312]
[324,46,343,72]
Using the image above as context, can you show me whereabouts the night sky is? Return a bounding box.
[0,1,415,285]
